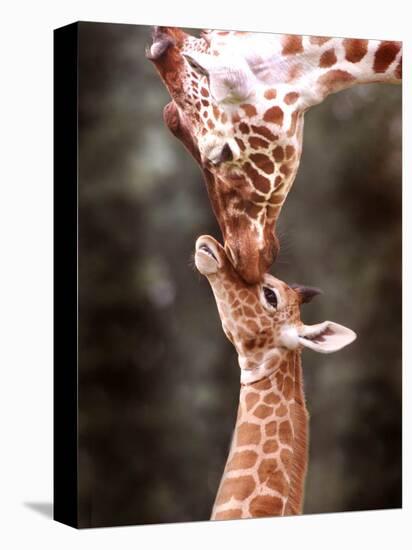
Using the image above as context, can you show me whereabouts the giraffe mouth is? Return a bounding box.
[198,244,218,262]
[195,236,223,276]
[146,27,175,61]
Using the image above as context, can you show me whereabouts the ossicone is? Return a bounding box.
[290,284,323,304]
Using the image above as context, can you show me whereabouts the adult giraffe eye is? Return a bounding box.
[263,287,278,308]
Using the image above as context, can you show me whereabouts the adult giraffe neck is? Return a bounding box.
[211,350,309,520]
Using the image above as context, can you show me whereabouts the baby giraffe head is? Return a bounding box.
[195,235,356,383]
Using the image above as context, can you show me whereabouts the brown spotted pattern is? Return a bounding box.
[150,27,402,285]
[211,359,308,520]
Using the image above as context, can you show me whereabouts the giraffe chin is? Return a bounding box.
[226,241,274,285]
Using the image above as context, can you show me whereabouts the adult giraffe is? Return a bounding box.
[147,27,402,283]
[194,235,356,518]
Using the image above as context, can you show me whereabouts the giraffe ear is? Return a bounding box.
[183,52,253,104]
[291,284,323,304]
[298,321,357,353]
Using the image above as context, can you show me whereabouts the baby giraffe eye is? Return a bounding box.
[263,287,278,308]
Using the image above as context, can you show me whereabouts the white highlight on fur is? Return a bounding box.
[279,326,300,350]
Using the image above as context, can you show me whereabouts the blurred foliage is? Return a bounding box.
[77,22,401,527]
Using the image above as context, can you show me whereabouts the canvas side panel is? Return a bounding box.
[53,21,79,529]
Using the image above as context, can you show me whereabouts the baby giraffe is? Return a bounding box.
[194,235,356,520]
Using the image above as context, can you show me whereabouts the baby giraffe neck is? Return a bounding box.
[211,351,309,520]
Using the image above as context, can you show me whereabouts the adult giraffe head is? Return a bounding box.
[147,27,402,283]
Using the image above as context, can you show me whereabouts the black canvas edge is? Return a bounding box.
[53,21,79,529]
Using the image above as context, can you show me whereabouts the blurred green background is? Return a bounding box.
[77,22,401,528]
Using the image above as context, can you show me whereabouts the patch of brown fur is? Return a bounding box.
[163,102,201,164]
[310,36,331,46]
[395,57,402,79]
[343,38,368,63]
[214,508,243,520]
[282,35,304,55]
[317,69,356,94]
[373,41,401,73]
[319,48,337,68]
